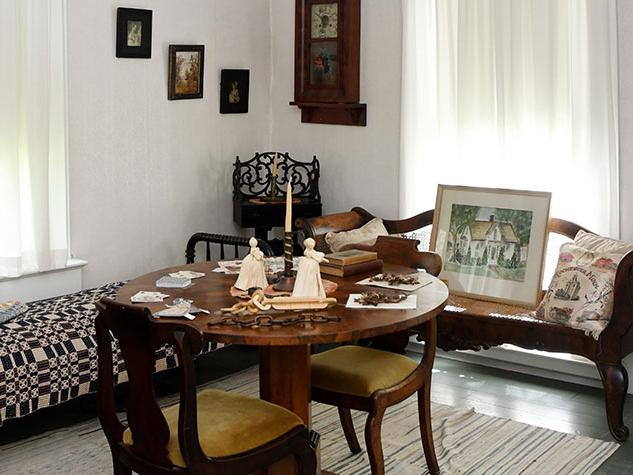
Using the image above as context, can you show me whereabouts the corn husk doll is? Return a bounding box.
[292,238,328,297]
[234,238,268,291]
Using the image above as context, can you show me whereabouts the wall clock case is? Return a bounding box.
[291,0,367,126]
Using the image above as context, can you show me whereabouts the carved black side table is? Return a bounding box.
[232,152,322,255]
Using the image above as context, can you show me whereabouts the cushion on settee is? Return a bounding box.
[574,230,633,255]
[535,243,624,339]
[325,218,389,252]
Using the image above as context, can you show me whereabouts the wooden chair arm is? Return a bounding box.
[548,218,592,240]
[296,210,370,239]
[351,207,436,235]
[600,250,633,352]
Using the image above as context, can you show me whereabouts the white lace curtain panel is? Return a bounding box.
[0,0,68,278]
[400,0,620,238]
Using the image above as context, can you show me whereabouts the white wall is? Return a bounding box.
[67,0,271,287]
[269,0,402,219]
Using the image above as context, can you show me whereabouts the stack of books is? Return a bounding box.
[320,249,383,277]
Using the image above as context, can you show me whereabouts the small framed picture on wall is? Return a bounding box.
[220,69,250,113]
[116,8,152,58]
[168,45,205,100]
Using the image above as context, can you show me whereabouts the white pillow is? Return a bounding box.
[325,218,389,252]
[574,230,633,256]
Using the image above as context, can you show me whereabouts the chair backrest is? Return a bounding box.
[185,233,274,263]
[96,297,204,469]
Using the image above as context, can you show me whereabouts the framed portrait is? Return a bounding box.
[430,185,552,307]
[168,45,205,100]
[116,8,152,58]
[220,69,250,113]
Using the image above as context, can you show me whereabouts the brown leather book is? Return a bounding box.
[325,249,378,266]
[319,259,383,277]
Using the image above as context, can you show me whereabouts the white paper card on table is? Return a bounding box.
[153,304,196,320]
[156,276,192,288]
[356,272,432,292]
[169,270,205,279]
[345,294,417,310]
[131,291,170,303]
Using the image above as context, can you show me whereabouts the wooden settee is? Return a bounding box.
[297,207,633,442]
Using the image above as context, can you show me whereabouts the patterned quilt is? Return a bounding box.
[0,282,218,424]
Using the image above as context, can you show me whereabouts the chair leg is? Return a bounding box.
[296,445,317,475]
[338,407,362,454]
[364,409,386,475]
[111,455,131,475]
[418,385,439,474]
[596,361,630,441]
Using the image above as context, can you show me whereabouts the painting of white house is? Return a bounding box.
[444,205,533,282]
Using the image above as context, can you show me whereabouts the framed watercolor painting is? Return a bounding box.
[430,185,552,307]
[116,8,152,58]
[220,69,250,113]
[168,45,205,100]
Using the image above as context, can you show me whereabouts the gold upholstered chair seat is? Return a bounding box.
[123,388,303,468]
[311,345,419,397]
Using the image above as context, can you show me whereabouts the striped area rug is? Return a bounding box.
[0,366,618,475]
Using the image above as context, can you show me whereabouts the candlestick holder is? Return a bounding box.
[273,231,296,291]
[268,174,280,199]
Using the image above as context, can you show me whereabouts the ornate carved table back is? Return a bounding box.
[232,152,322,252]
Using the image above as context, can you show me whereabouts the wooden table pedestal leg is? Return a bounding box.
[260,345,322,475]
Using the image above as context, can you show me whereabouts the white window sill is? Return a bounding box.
[0,259,87,302]
[0,258,87,283]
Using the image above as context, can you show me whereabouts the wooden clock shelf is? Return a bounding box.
[292,0,366,127]
[290,101,367,126]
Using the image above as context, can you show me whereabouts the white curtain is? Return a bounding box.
[0,0,68,278]
[401,0,619,238]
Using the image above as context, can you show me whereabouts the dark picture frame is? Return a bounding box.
[220,69,250,113]
[116,8,152,58]
[168,45,205,100]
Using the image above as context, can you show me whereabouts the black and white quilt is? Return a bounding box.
[0,282,218,424]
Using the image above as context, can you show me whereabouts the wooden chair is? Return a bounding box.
[309,245,443,475]
[95,297,316,474]
[185,233,274,263]
[298,207,633,442]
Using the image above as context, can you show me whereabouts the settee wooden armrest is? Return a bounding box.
[297,207,633,442]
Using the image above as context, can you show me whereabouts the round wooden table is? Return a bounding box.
[117,261,448,473]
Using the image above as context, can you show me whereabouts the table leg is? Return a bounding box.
[260,346,329,474]
[259,345,311,425]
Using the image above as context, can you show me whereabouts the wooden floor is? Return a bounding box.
[1,346,631,473]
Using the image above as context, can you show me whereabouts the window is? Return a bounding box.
[0,0,69,278]
[401,0,619,238]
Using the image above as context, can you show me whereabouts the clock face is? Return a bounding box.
[311,3,338,39]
